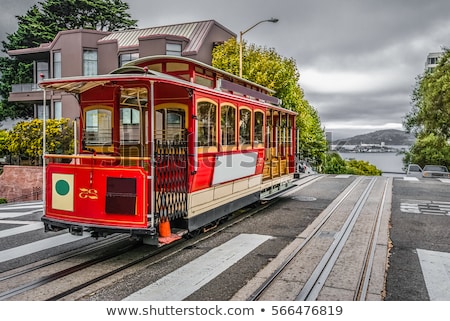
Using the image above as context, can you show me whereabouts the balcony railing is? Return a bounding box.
[11,83,41,93]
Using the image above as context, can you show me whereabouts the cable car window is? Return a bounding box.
[195,75,214,88]
[221,105,236,146]
[167,112,181,125]
[146,63,162,72]
[167,110,184,141]
[155,106,186,142]
[85,108,112,145]
[239,108,252,145]
[254,110,264,145]
[120,108,140,144]
[197,101,217,147]
[166,62,188,72]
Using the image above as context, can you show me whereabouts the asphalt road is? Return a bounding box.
[385,176,450,300]
[1,175,449,301]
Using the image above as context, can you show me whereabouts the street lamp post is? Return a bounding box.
[239,18,278,78]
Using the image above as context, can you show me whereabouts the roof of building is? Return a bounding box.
[99,20,235,54]
[7,20,236,58]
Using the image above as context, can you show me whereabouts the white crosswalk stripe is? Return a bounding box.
[123,234,273,301]
[0,201,92,264]
[417,249,450,300]
[0,222,43,238]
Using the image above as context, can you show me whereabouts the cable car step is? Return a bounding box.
[260,184,296,201]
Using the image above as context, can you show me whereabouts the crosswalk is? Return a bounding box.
[0,233,91,263]
[0,201,43,218]
[401,177,450,183]
[0,202,275,300]
[0,221,43,238]
[400,200,450,216]
[0,201,89,263]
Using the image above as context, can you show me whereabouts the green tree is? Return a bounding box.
[403,132,450,168]
[3,0,137,52]
[7,118,74,164]
[322,152,347,174]
[0,59,34,120]
[404,48,450,167]
[212,38,328,169]
[0,129,9,156]
[345,159,382,176]
[0,0,137,120]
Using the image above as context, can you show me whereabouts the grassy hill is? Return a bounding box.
[333,129,415,146]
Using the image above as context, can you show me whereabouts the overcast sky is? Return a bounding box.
[1,0,449,139]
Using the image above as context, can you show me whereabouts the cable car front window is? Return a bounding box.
[84,108,112,146]
[120,108,140,144]
[120,87,148,145]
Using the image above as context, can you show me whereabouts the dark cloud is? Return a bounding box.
[2,0,450,138]
[0,0,37,49]
[127,0,450,137]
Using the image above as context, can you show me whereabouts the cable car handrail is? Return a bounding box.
[44,154,152,162]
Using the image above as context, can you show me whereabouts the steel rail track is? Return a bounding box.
[353,177,390,301]
[296,177,377,300]
[0,237,140,300]
[248,176,388,301]
[0,234,128,282]
[247,176,365,301]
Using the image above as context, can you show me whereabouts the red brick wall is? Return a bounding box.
[0,165,43,202]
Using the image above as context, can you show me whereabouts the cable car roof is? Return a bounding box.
[39,56,296,114]
[38,71,181,94]
[123,55,276,94]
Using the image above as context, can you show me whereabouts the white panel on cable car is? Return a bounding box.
[211,152,257,185]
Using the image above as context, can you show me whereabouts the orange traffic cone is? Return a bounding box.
[159,219,171,237]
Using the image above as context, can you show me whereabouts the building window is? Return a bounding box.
[37,61,49,80]
[37,104,50,120]
[120,52,139,67]
[53,52,61,78]
[427,57,439,65]
[54,101,62,119]
[83,49,98,76]
[166,42,182,56]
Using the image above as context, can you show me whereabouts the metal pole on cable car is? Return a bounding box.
[40,73,46,210]
[73,119,77,157]
[149,81,155,230]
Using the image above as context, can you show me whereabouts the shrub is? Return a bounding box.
[7,118,73,165]
[323,152,382,176]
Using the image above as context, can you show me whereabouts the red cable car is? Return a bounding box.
[40,56,298,244]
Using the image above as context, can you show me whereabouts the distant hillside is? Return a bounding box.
[333,129,415,146]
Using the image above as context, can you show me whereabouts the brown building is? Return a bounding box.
[7,20,236,120]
